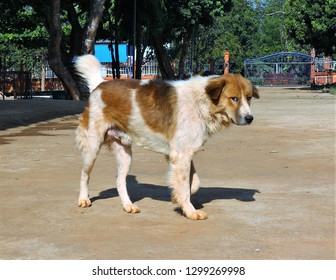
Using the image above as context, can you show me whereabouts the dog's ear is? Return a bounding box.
[205,77,226,100]
[252,84,260,99]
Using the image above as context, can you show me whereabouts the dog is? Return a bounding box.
[75,55,259,220]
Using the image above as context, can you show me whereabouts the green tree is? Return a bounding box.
[194,0,259,74]
[0,0,106,100]
[284,0,336,56]
[142,0,231,79]
[247,0,303,58]
[31,0,106,100]
[0,2,48,72]
[167,0,230,78]
[253,0,287,55]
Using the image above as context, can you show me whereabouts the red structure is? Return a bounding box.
[310,49,316,84]
[311,49,336,85]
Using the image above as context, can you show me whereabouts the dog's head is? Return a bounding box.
[205,74,259,125]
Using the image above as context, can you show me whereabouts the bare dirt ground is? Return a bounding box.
[0,87,335,260]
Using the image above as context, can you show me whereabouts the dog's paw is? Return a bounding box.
[123,204,141,214]
[186,210,208,220]
[78,199,92,207]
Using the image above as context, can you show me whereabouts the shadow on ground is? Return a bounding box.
[0,99,86,130]
[91,175,260,210]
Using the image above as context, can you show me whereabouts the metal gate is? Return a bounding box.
[244,52,311,86]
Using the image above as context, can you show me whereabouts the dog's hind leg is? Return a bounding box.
[113,141,140,214]
[190,160,200,195]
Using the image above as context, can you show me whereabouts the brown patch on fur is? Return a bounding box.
[99,80,140,131]
[136,80,177,139]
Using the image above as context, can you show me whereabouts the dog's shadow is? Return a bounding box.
[91,175,260,209]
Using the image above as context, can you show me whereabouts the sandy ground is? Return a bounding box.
[0,87,335,260]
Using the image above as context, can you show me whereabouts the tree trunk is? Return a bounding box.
[150,35,175,79]
[110,43,116,79]
[66,3,84,58]
[47,0,81,100]
[81,0,106,54]
[178,32,192,79]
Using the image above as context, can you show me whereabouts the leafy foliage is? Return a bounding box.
[0,2,48,71]
[284,0,336,56]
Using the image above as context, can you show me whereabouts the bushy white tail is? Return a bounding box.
[75,54,104,93]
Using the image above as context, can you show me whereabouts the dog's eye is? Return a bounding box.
[231,97,239,102]
[247,96,252,101]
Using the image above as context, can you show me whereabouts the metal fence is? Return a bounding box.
[0,71,32,98]
[102,60,160,78]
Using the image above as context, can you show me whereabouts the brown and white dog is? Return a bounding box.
[75,55,259,220]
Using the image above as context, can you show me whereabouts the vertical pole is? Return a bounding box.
[132,0,136,79]
[224,49,229,74]
[310,48,315,85]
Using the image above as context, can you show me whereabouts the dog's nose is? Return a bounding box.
[245,115,254,124]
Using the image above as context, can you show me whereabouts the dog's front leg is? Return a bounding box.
[169,153,207,220]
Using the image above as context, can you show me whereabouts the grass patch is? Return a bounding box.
[311,84,336,95]
[329,86,336,95]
